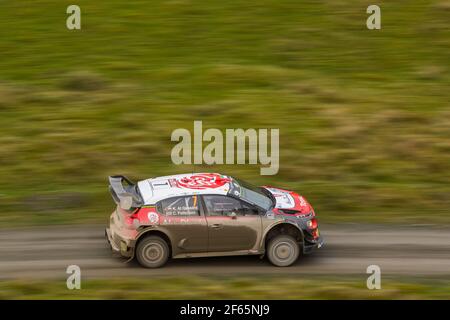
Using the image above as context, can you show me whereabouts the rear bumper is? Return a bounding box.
[105,227,134,258]
[105,228,120,253]
[303,236,324,254]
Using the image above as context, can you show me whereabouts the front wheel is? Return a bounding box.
[267,235,300,267]
[136,236,169,268]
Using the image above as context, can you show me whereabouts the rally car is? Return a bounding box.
[105,173,323,268]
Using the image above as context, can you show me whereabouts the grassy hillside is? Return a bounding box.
[0,1,449,226]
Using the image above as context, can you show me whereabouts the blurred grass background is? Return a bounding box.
[0,275,448,299]
[0,0,449,226]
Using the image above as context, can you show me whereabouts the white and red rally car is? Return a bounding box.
[106,173,323,268]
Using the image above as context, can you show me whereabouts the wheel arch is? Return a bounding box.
[262,222,304,252]
[135,228,173,258]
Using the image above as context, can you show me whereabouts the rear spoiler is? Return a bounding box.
[108,175,143,211]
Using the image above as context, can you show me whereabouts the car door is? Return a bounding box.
[202,195,262,253]
[157,195,208,253]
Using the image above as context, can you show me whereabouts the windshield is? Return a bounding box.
[234,178,274,211]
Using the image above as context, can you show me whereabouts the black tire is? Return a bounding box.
[267,235,300,267]
[136,236,170,268]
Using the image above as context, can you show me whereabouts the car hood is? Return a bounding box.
[262,186,313,214]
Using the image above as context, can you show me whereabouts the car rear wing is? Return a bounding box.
[108,175,143,211]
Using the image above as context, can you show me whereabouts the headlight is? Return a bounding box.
[306,218,318,229]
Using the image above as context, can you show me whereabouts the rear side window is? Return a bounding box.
[157,195,200,216]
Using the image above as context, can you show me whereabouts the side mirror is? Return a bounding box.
[120,196,133,211]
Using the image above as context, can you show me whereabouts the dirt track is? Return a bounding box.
[0,224,449,279]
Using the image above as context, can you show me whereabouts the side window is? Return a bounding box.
[158,195,200,216]
[203,195,243,216]
[239,202,260,216]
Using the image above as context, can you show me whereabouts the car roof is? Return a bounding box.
[137,173,234,205]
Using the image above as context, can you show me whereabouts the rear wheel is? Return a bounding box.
[136,236,169,268]
[267,235,300,267]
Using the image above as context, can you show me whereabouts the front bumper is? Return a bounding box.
[303,236,324,254]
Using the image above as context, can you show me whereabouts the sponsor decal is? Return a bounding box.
[298,196,307,207]
[147,212,159,224]
[174,173,230,190]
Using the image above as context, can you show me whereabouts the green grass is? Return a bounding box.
[0,1,449,226]
[0,275,448,299]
